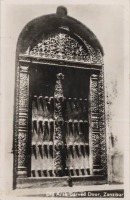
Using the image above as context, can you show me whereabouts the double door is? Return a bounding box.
[30,64,91,177]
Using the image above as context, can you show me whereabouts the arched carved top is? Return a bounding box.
[17,7,104,65]
[25,32,103,65]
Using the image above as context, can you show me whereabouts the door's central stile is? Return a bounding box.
[54,73,65,176]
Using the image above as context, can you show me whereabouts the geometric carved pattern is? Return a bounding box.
[18,132,27,166]
[19,118,28,126]
[91,79,99,114]
[29,32,103,65]
[98,66,107,176]
[90,74,101,173]
[19,71,28,110]
[92,133,101,166]
[13,65,20,185]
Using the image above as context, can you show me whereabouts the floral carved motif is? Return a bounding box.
[29,33,103,65]
[86,43,103,65]
[19,69,28,110]
[17,65,29,177]
[54,73,64,176]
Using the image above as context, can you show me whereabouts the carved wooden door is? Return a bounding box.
[30,65,90,177]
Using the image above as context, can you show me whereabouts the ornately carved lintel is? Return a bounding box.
[19,54,103,71]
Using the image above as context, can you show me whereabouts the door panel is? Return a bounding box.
[31,96,54,177]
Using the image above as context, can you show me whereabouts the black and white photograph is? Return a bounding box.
[0,0,129,199]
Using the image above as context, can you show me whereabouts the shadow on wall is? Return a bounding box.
[106,79,124,184]
[111,152,123,184]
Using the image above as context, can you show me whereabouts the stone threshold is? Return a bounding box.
[16,175,107,189]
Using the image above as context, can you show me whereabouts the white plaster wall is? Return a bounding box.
[1,2,126,192]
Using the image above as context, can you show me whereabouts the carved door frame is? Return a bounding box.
[13,54,107,188]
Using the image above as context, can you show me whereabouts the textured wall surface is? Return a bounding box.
[1,3,125,191]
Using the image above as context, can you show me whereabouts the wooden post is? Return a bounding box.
[98,66,107,176]
[17,64,29,178]
[90,74,101,175]
[54,73,64,176]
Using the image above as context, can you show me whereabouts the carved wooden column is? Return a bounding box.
[17,63,29,178]
[90,74,101,175]
[98,66,107,176]
[54,73,64,176]
[13,65,20,187]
